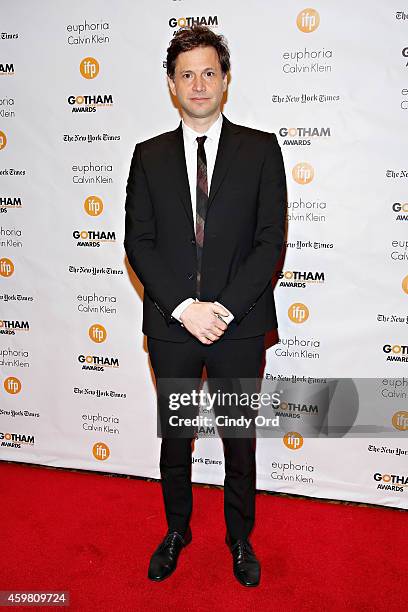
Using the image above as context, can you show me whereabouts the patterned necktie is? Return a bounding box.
[195,135,208,299]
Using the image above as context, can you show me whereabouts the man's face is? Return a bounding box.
[167,45,227,120]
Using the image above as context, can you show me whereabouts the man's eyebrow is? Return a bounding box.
[180,66,217,73]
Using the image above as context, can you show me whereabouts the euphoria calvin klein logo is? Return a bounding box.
[297,8,320,32]
[0,130,7,150]
[283,432,304,450]
[3,376,21,394]
[288,303,310,323]
[292,162,314,184]
[0,257,14,277]
[88,323,107,343]
[84,196,103,216]
[80,57,99,79]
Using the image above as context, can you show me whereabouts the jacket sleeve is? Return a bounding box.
[124,143,191,325]
[215,133,287,323]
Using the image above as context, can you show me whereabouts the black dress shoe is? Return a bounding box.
[226,536,260,587]
[147,527,192,581]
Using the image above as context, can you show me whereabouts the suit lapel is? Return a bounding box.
[167,114,242,230]
[208,114,242,210]
[167,122,194,231]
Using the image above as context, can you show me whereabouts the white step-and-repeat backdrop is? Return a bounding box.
[1,0,407,509]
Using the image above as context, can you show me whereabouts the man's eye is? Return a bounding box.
[206,72,215,77]
[183,74,192,79]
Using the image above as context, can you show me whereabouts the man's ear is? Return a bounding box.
[167,75,176,96]
[222,73,228,92]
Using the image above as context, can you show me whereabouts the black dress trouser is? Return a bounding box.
[147,333,265,542]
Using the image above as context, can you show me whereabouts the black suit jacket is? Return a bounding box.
[124,114,287,342]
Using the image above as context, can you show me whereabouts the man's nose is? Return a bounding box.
[193,76,205,91]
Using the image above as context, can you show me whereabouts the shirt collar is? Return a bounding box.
[182,112,223,146]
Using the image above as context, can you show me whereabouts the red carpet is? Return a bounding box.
[0,462,406,611]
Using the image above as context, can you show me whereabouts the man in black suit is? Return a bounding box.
[124,25,286,587]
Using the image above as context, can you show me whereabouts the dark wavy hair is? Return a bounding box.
[166,25,230,79]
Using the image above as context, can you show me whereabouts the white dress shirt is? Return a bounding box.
[171,113,234,325]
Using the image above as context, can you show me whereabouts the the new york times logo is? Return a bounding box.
[0,292,33,303]
[1,32,18,40]
[68,265,123,276]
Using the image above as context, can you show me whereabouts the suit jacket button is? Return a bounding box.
[191,238,196,245]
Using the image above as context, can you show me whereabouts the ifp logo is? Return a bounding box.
[402,275,408,295]
[0,257,14,277]
[4,376,21,394]
[84,195,103,216]
[80,57,99,79]
[283,431,304,450]
[93,442,110,461]
[392,411,408,431]
[288,303,309,323]
[0,130,7,150]
[297,8,320,33]
[88,323,107,343]
[292,162,314,184]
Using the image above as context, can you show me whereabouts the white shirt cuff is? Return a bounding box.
[172,298,195,323]
[172,298,235,326]
[214,301,234,324]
